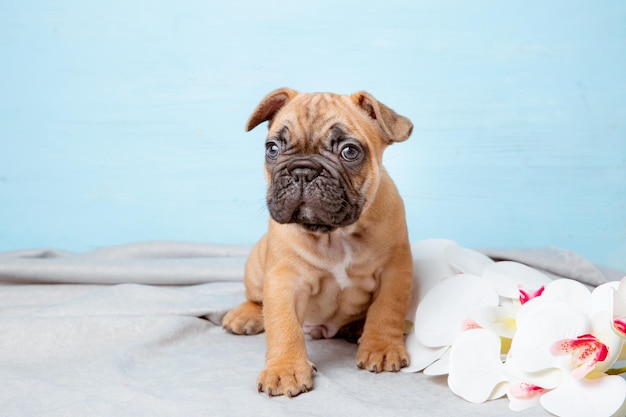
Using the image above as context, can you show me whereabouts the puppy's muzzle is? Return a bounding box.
[267,157,361,233]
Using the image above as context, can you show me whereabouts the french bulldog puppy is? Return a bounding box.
[223,88,413,397]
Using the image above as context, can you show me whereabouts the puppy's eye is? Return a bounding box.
[340,145,361,162]
[266,142,280,160]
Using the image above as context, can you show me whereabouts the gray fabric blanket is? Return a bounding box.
[0,242,622,417]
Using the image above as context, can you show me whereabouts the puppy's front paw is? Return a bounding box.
[222,301,264,335]
[356,338,409,373]
[257,360,317,398]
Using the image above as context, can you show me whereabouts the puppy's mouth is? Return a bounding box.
[270,196,361,234]
[300,223,336,234]
[289,206,338,234]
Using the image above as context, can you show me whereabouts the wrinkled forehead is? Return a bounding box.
[268,93,372,146]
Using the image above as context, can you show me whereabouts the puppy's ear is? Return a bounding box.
[245,88,299,131]
[350,91,413,143]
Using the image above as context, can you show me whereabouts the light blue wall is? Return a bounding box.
[1,1,625,270]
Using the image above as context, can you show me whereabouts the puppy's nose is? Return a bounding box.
[291,167,320,183]
[289,160,322,183]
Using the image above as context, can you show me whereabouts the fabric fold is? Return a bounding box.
[0,241,249,285]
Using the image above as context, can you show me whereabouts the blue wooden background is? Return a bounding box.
[1,1,624,271]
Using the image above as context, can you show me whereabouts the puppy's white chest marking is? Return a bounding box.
[331,257,352,289]
[331,241,352,289]
[294,229,358,290]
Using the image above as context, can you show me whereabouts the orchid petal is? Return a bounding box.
[488,381,510,401]
[482,261,551,300]
[540,373,626,417]
[423,348,451,376]
[511,298,589,373]
[589,310,624,374]
[542,279,593,315]
[447,329,507,403]
[407,239,459,321]
[503,358,564,390]
[613,277,626,339]
[613,318,626,338]
[610,398,626,417]
[444,245,494,276]
[412,238,458,260]
[616,276,626,303]
[591,282,619,314]
[507,382,545,411]
[402,332,449,373]
[508,393,542,412]
[414,274,499,347]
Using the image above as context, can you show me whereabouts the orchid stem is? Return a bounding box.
[606,366,626,376]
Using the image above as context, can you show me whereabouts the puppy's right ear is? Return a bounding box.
[245,88,299,131]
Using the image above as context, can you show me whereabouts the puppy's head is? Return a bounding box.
[246,88,412,233]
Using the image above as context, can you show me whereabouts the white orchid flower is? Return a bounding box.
[482,261,552,303]
[447,328,556,412]
[539,372,626,417]
[404,273,499,374]
[447,328,508,403]
[406,239,459,323]
[510,280,623,373]
[448,280,626,416]
[474,261,552,340]
[404,239,496,374]
[404,240,626,416]
[505,280,626,416]
[444,244,495,276]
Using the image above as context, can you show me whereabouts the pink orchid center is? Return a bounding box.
[550,333,609,379]
[518,285,545,305]
[613,317,626,337]
[509,382,545,399]
[462,319,482,331]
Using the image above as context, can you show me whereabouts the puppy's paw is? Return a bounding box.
[355,338,409,373]
[222,301,264,335]
[257,360,317,398]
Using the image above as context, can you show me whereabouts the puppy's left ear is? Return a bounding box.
[351,91,413,143]
[246,87,299,132]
